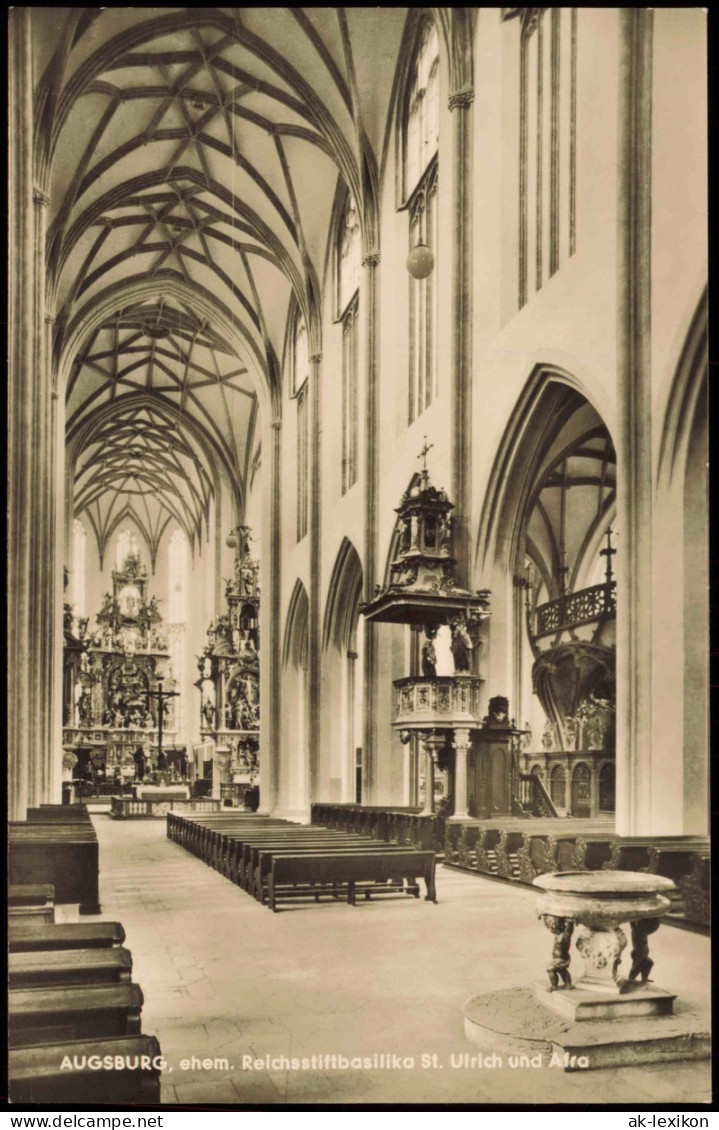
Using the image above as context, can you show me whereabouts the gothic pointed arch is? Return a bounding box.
[657,286,708,489]
[283,579,309,669]
[323,538,363,651]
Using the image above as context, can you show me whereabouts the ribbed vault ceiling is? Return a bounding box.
[34,7,409,555]
[525,401,616,601]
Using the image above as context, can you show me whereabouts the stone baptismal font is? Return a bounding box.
[463,869,709,1070]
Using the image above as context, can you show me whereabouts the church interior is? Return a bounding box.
[8,7,710,1108]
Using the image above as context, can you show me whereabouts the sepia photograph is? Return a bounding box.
[7,6,710,1111]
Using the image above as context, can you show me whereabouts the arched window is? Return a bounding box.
[518,7,578,308]
[408,163,438,422]
[116,527,139,569]
[72,519,87,621]
[405,20,439,424]
[293,312,309,541]
[406,22,439,198]
[338,195,360,494]
[167,528,188,740]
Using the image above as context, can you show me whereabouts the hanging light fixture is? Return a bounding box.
[406,194,435,279]
[406,240,435,280]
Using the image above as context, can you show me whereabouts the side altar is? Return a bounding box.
[195,526,260,806]
[62,550,179,786]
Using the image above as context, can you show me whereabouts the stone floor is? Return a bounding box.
[56,816,712,1107]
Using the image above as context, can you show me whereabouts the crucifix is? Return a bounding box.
[146,679,179,764]
[600,528,616,585]
[417,436,434,470]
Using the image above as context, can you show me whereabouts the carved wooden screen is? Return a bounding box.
[549,763,566,807]
[571,761,591,817]
[599,762,616,812]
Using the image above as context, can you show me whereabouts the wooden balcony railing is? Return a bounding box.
[533,581,616,639]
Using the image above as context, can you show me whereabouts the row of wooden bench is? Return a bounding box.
[9,804,101,914]
[311,803,445,853]
[8,805,162,1104]
[8,886,163,1104]
[167,812,438,910]
[444,824,710,928]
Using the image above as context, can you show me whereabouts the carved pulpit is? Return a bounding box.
[360,446,491,817]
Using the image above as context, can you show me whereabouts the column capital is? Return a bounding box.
[270,420,282,432]
[362,252,380,268]
[448,88,474,112]
[309,352,322,364]
[32,187,50,207]
[45,313,56,326]
[452,727,472,752]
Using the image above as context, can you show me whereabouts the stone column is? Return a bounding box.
[258,418,282,814]
[419,731,436,817]
[9,9,54,818]
[308,351,322,806]
[449,89,474,587]
[51,314,65,804]
[615,10,654,835]
[451,726,471,820]
[362,252,380,801]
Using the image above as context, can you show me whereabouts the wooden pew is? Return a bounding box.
[225,828,371,885]
[494,830,525,879]
[9,983,144,1047]
[474,828,502,873]
[9,922,126,953]
[196,818,292,873]
[9,884,55,908]
[253,845,420,904]
[267,850,437,911]
[9,947,133,989]
[515,834,553,882]
[250,840,405,900]
[8,884,55,924]
[206,819,291,872]
[9,823,101,914]
[237,832,378,889]
[179,815,280,868]
[27,806,91,822]
[678,854,710,928]
[170,814,288,861]
[9,1035,162,1104]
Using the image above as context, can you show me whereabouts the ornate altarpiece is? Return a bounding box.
[63,551,177,782]
[196,527,260,802]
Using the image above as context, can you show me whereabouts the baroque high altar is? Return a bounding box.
[196,526,260,803]
[62,551,177,783]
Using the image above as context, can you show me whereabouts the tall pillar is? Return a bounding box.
[32,191,54,803]
[51,315,65,805]
[615,10,653,836]
[451,726,471,820]
[9,9,55,819]
[259,418,282,813]
[308,351,323,805]
[419,732,436,817]
[362,252,380,801]
[449,89,474,588]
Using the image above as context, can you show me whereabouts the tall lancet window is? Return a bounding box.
[518,7,578,308]
[293,313,309,542]
[72,519,87,621]
[406,21,439,424]
[168,527,188,741]
[338,195,361,494]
